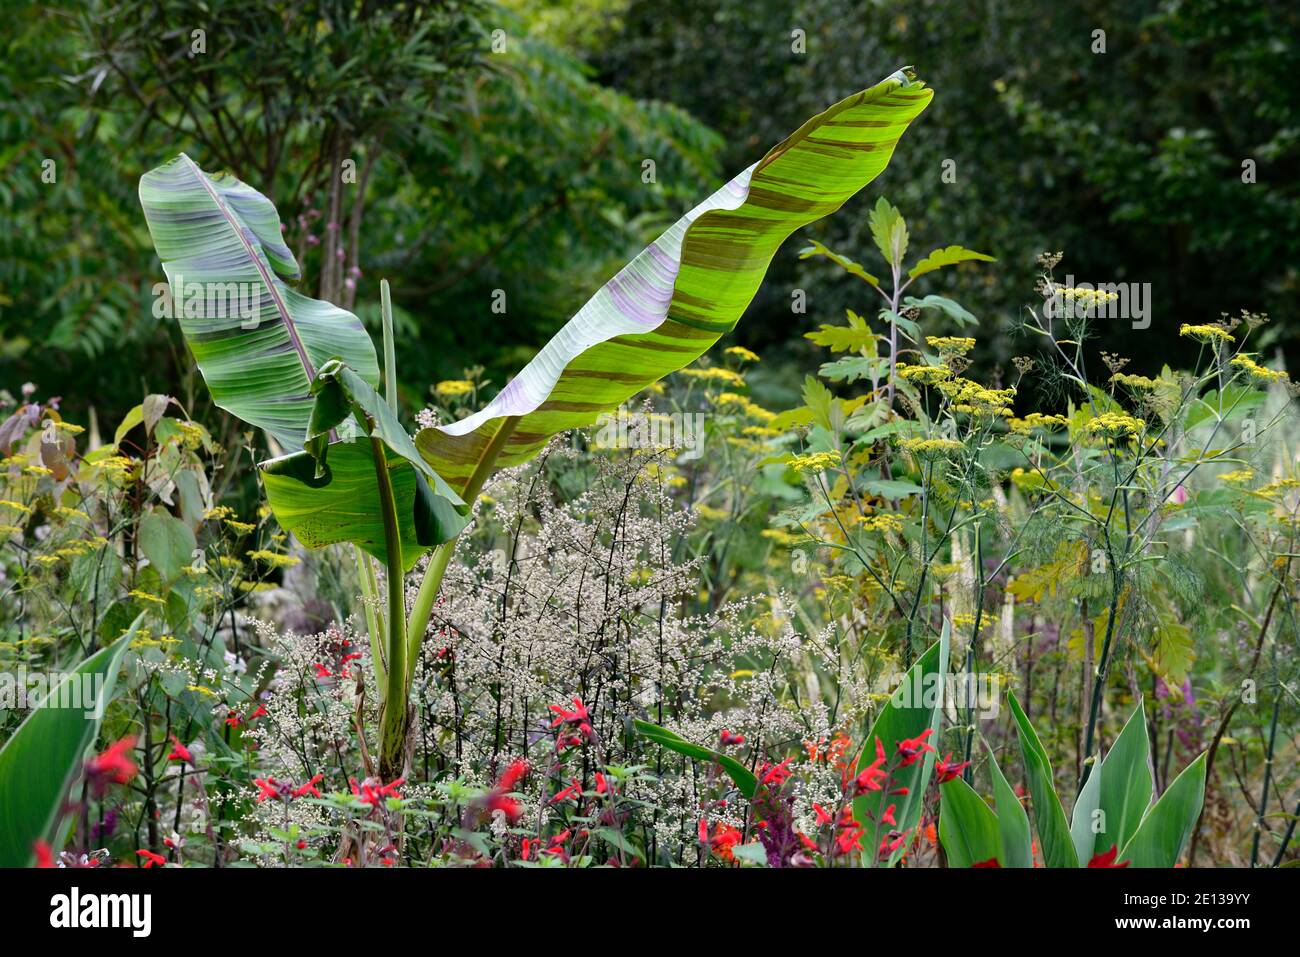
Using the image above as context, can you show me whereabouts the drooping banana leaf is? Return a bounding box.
[261,359,470,568]
[1096,701,1154,853]
[139,154,379,449]
[416,69,933,495]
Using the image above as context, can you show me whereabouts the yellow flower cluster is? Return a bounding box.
[925,336,976,355]
[435,380,475,398]
[248,549,301,568]
[680,367,746,387]
[760,528,807,547]
[789,450,842,473]
[936,377,1016,416]
[1230,355,1289,384]
[1008,412,1069,435]
[1217,469,1255,484]
[714,392,776,422]
[1085,411,1145,437]
[1179,323,1235,344]
[1110,372,1159,390]
[724,345,761,363]
[899,437,964,455]
[1060,288,1119,304]
[897,363,952,386]
[857,512,904,533]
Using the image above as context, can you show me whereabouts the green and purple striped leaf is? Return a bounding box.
[139,154,379,449]
[416,70,933,495]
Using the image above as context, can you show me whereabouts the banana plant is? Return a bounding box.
[139,67,934,780]
[939,695,1206,867]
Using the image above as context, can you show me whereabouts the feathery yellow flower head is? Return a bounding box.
[725,345,761,363]
[1179,323,1235,344]
[1085,411,1145,438]
[435,380,475,398]
[925,336,976,355]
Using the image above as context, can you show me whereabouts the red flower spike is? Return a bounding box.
[85,736,138,787]
[292,773,324,799]
[934,752,971,783]
[895,728,936,767]
[136,849,166,868]
[254,777,280,803]
[33,841,54,868]
[167,735,192,765]
[719,729,746,747]
[881,803,897,827]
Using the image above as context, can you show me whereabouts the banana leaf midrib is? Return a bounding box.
[176,152,317,382]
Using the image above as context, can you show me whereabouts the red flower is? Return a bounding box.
[934,752,970,783]
[881,803,897,827]
[1087,844,1130,868]
[351,777,404,807]
[254,777,281,802]
[33,840,54,868]
[719,729,745,746]
[167,735,192,765]
[548,696,590,728]
[499,758,529,791]
[549,778,583,805]
[700,821,743,862]
[759,758,792,788]
[312,663,331,679]
[85,736,138,788]
[292,773,324,799]
[895,728,935,767]
[972,857,1001,868]
[225,710,240,728]
[246,704,267,722]
[136,849,166,869]
[594,772,609,794]
[295,839,307,850]
[813,803,833,827]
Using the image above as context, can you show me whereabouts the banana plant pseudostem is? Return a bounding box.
[139,68,933,781]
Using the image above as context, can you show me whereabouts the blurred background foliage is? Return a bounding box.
[2,0,1297,426]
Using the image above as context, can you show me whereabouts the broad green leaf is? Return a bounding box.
[416,71,933,496]
[263,439,458,571]
[868,196,908,267]
[1007,692,1078,868]
[1119,753,1206,867]
[139,154,379,449]
[854,620,950,866]
[0,624,137,866]
[1096,701,1153,853]
[989,747,1033,867]
[632,719,757,799]
[805,315,877,354]
[138,510,196,582]
[260,360,470,566]
[939,777,1000,867]
[730,842,769,866]
[798,239,880,288]
[907,244,995,280]
[1070,750,1103,865]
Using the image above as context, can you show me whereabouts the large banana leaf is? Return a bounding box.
[139,154,379,449]
[261,360,469,567]
[0,624,137,866]
[1118,753,1206,867]
[416,69,933,495]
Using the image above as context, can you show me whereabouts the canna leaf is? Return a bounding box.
[632,720,757,799]
[416,69,933,496]
[939,777,1000,868]
[1008,692,1079,868]
[989,746,1034,867]
[853,620,950,866]
[0,623,137,866]
[1119,753,1206,867]
[1096,701,1153,854]
[139,154,379,449]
